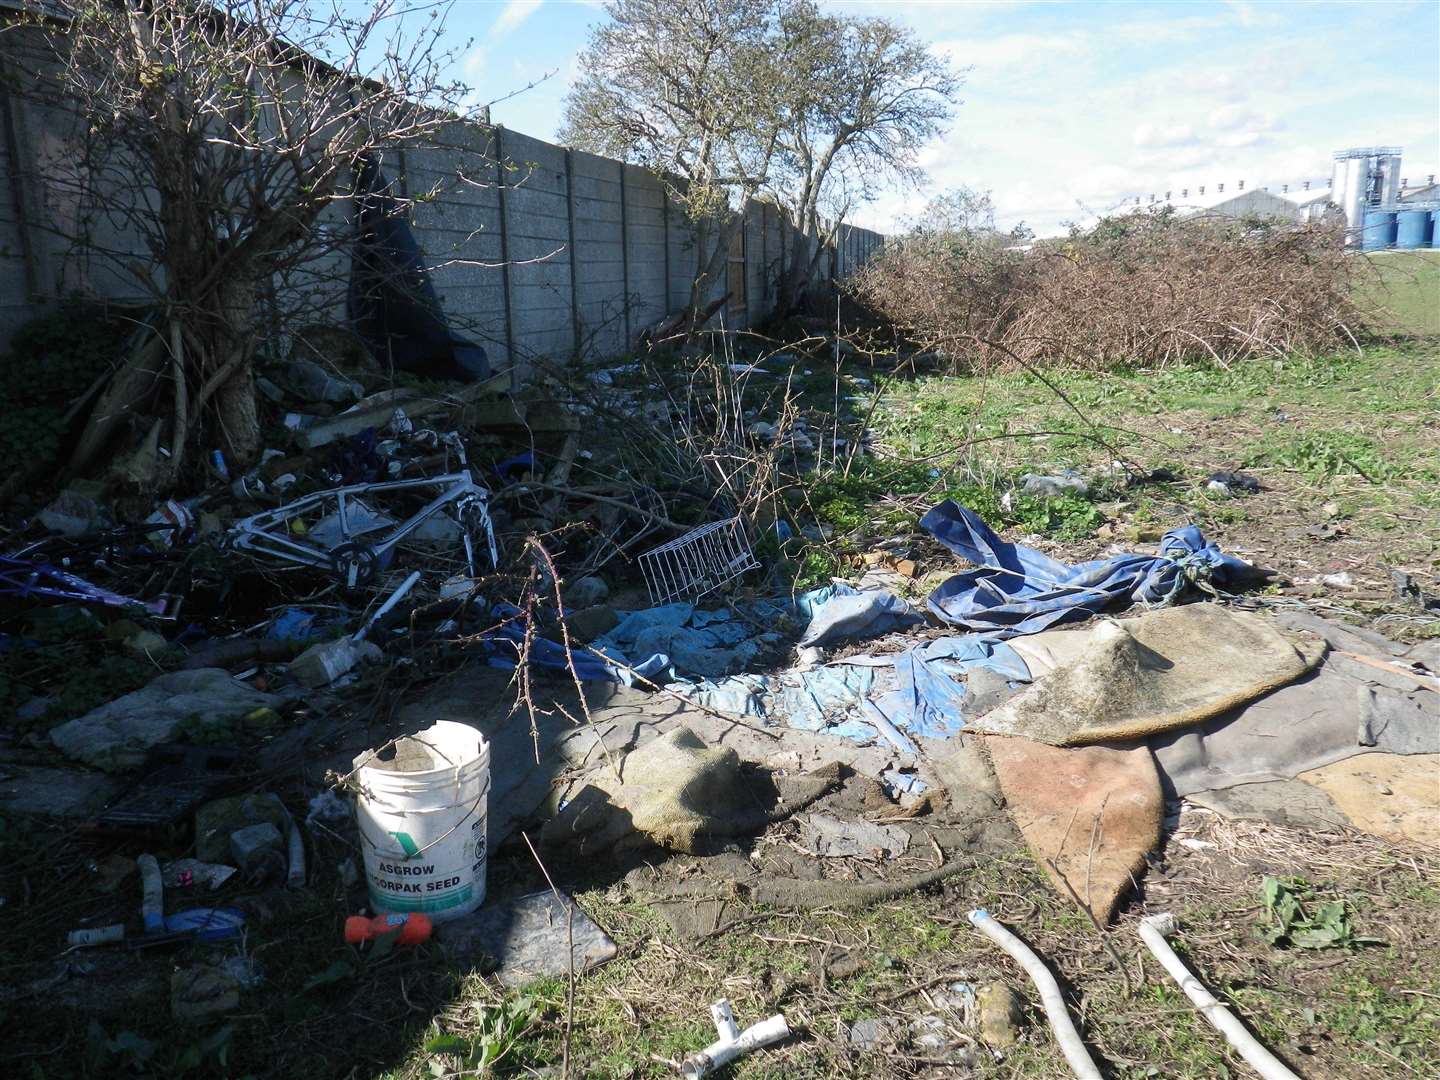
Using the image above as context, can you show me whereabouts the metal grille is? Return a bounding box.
[638,517,757,606]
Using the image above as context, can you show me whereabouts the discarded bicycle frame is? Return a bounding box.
[230,442,498,588]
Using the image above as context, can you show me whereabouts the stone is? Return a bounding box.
[121,630,169,658]
[565,575,610,609]
[229,822,285,877]
[895,559,918,578]
[977,982,1025,1048]
[49,669,280,771]
[37,481,111,537]
[847,1017,898,1050]
[196,793,290,863]
[564,604,619,643]
[172,966,240,1019]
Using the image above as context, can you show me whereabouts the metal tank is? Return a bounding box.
[1395,209,1429,249]
[1360,208,1397,251]
[1431,209,1440,249]
[1377,153,1402,206]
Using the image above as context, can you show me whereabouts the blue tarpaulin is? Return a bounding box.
[920,501,1259,639]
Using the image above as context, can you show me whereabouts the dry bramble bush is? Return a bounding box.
[853,208,1368,373]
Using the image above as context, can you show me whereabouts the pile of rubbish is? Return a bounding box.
[2,338,1436,1078]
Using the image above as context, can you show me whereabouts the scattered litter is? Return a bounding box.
[163,859,237,892]
[0,554,177,618]
[1139,915,1301,1080]
[1319,571,1354,589]
[1021,470,1089,498]
[230,434,497,586]
[345,911,433,946]
[355,721,490,922]
[679,999,790,1080]
[969,606,1322,745]
[229,822,286,880]
[68,924,125,948]
[797,586,919,648]
[1205,470,1261,496]
[290,637,382,688]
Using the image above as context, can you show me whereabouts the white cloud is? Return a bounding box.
[492,0,542,39]
[1134,122,1199,149]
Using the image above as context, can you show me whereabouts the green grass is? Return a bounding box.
[1355,249,1440,336]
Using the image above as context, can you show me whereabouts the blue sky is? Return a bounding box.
[439,0,1440,236]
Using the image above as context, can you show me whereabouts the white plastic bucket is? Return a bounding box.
[354,720,490,923]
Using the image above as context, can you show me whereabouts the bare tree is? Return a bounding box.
[558,0,790,338]
[560,0,958,335]
[18,0,477,487]
[769,7,959,316]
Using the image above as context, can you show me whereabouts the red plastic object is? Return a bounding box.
[344,912,432,946]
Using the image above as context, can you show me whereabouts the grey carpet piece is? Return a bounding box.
[1186,780,1350,831]
[1151,653,1439,797]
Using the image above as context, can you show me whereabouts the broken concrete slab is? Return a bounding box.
[1186,780,1349,831]
[0,764,121,817]
[49,669,282,771]
[799,812,909,859]
[437,890,617,987]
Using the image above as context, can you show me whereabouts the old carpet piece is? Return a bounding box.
[1299,754,1440,848]
[49,669,283,771]
[1152,651,1439,797]
[971,605,1323,746]
[986,735,1163,922]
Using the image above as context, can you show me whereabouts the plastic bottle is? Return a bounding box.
[344,911,432,946]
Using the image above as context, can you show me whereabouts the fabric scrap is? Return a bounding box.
[920,500,1263,638]
[1299,753,1440,848]
[973,605,1324,745]
[987,735,1163,922]
[1152,653,1440,797]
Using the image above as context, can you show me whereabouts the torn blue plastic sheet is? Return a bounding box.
[871,637,1030,739]
[920,500,1259,639]
[482,603,618,682]
[797,585,921,648]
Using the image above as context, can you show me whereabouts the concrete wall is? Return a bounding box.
[0,26,885,368]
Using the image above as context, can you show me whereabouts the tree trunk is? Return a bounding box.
[214,353,260,465]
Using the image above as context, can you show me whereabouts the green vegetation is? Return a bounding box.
[1354,249,1440,336]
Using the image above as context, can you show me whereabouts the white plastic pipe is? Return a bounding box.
[679,998,789,1079]
[1138,914,1301,1080]
[968,908,1102,1080]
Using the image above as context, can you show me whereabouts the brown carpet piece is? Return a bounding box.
[973,605,1325,745]
[1299,753,1440,848]
[986,735,1163,922]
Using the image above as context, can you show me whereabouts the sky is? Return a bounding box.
[433,0,1440,237]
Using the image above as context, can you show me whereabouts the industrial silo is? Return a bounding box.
[1360,208,1397,250]
[1395,208,1430,249]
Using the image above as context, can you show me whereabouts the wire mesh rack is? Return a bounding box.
[637,516,758,606]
